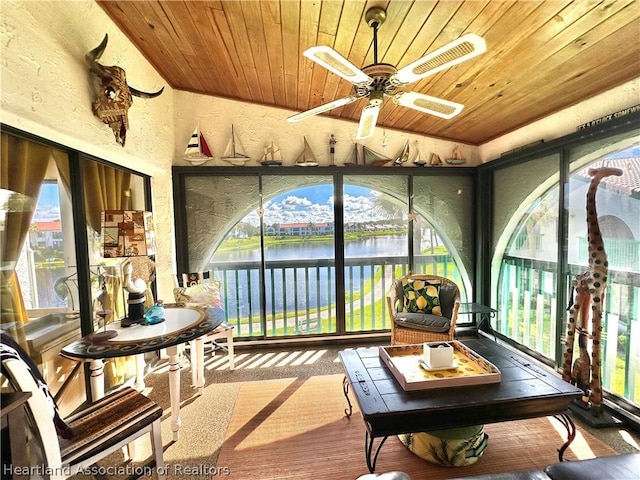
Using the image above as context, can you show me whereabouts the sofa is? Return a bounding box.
[451,452,640,480]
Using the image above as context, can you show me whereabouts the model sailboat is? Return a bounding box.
[261,142,283,166]
[413,141,428,166]
[445,145,466,165]
[295,137,319,166]
[344,143,391,167]
[184,126,213,166]
[220,125,251,166]
[393,140,415,166]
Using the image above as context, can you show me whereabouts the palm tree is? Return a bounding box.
[372,195,405,221]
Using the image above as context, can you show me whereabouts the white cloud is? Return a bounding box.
[244,190,388,226]
[281,196,312,208]
[343,194,379,221]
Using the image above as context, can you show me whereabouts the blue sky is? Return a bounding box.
[33,183,61,221]
[32,181,388,226]
[245,184,384,226]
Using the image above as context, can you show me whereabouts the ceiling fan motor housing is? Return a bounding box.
[355,63,398,98]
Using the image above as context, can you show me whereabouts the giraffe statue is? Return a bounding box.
[562,166,622,416]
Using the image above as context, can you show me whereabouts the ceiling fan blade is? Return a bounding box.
[391,33,486,85]
[287,96,360,123]
[287,95,360,123]
[303,46,372,85]
[356,104,380,139]
[393,91,463,119]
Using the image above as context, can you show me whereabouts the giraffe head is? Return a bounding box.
[587,166,623,180]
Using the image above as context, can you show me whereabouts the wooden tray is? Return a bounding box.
[379,341,501,391]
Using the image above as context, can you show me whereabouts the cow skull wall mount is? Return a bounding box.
[85,34,164,146]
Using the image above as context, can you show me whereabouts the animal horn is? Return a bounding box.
[130,86,165,98]
[85,34,109,75]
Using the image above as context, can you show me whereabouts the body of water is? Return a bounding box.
[212,234,408,263]
[209,235,409,324]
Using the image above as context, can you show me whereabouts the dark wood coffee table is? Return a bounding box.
[339,338,583,473]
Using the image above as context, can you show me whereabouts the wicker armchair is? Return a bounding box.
[387,274,461,345]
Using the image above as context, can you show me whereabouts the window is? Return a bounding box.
[489,126,640,410]
[1,129,152,414]
[1,132,81,414]
[175,170,474,339]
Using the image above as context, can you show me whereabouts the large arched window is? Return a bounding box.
[175,171,473,340]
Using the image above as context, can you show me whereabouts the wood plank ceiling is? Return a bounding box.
[97,1,640,145]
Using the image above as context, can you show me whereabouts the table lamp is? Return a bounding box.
[101,210,156,328]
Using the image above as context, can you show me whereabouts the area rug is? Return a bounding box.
[216,374,615,479]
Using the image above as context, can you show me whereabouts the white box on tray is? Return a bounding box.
[423,342,454,368]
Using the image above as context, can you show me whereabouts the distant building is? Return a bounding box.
[266,222,334,236]
[30,221,62,249]
[508,157,639,271]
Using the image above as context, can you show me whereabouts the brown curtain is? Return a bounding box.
[81,161,139,387]
[1,133,54,336]
[53,150,72,194]
[82,161,132,319]
[83,161,132,233]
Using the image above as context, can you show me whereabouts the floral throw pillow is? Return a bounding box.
[402,278,442,316]
[173,282,222,308]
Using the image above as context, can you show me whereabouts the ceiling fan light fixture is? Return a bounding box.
[392,33,486,85]
[356,104,380,139]
[303,46,372,85]
[394,92,463,119]
[287,96,358,123]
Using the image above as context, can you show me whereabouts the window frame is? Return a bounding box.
[172,166,477,339]
[1,125,154,336]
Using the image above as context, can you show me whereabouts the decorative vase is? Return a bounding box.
[144,300,165,325]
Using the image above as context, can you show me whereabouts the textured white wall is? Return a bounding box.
[479,79,640,162]
[1,0,177,301]
[174,92,478,167]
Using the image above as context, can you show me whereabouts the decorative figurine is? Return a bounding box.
[561,166,623,417]
[428,153,442,166]
[393,140,411,166]
[329,134,336,166]
[295,136,319,166]
[184,125,213,166]
[413,141,427,166]
[445,145,466,165]
[261,142,283,166]
[221,125,252,166]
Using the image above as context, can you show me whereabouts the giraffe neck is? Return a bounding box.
[585,174,607,271]
[584,166,622,270]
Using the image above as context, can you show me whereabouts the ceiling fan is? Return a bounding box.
[287,7,487,139]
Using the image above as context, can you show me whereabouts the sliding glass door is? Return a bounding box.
[262,176,336,336]
[176,169,474,340]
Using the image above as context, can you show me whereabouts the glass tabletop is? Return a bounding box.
[458,302,497,315]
